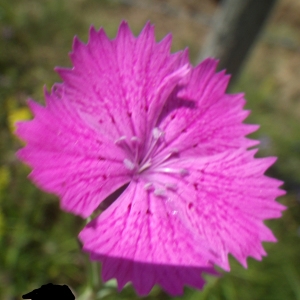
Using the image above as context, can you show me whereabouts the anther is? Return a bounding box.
[156,167,190,177]
[123,158,135,171]
[179,168,189,176]
[138,161,152,173]
[165,183,178,191]
[154,188,167,197]
[152,127,164,140]
[115,136,127,145]
[170,148,179,155]
[131,136,139,145]
[161,148,179,162]
[144,182,154,191]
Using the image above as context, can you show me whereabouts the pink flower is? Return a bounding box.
[16,21,285,296]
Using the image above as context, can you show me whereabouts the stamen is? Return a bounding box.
[165,183,178,191]
[155,167,179,174]
[154,188,167,197]
[152,127,164,140]
[131,136,139,145]
[115,135,134,159]
[163,152,176,162]
[155,167,190,177]
[123,158,135,171]
[149,147,180,171]
[180,168,189,176]
[170,148,179,154]
[115,136,127,145]
[131,136,140,163]
[140,128,165,167]
[144,182,154,190]
[139,161,152,173]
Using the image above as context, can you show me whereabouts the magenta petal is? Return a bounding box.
[79,181,218,295]
[158,59,259,157]
[143,149,285,269]
[16,93,131,218]
[56,21,190,146]
[98,258,217,296]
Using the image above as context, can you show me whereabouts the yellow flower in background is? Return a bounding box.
[8,106,31,134]
[6,96,32,137]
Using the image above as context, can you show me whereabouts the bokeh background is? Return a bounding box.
[1,0,300,299]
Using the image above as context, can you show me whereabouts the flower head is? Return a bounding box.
[16,21,285,296]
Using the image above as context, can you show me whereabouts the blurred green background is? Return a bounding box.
[0,0,299,299]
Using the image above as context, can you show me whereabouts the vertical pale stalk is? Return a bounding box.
[86,217,101,298]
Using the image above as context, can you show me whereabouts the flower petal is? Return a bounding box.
[79,181,218,295]
[56,21,189,150]
[157,59,258,158]
[145,149,285,269]
[16,92,130,218]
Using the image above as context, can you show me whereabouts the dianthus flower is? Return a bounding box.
[16,21,285,296]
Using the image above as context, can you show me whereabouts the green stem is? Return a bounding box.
[90,259,100,292]
[86,217,101,298]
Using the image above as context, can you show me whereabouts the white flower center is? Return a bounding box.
[114,127,189,196]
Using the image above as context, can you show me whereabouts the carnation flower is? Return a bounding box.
[16,21,285,296]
